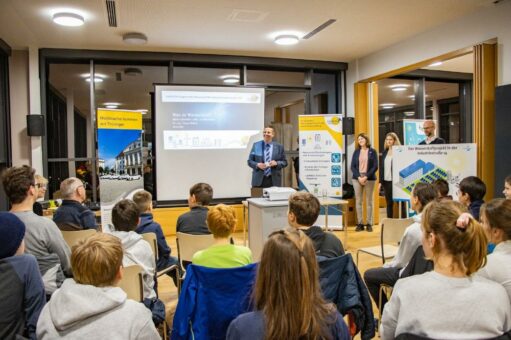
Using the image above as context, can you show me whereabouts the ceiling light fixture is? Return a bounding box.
[223,77,239,84]
[428,61,443,67]
[124,67,143,76]
[392,86,407,92]
[122,32,148,45]
[86,77,103,83]
[274,34,300,45]
[404,111,415,116]
[105,105,118,109]
[52,12,85,27]
[382,106,394,109]
[138,109,148,114]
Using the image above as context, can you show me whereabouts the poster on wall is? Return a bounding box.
[97,109,144,229]
[298,114,343,228]
[392,143,477,201]
[403,119,430,145]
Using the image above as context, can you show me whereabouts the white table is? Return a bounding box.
[317,197,349,249]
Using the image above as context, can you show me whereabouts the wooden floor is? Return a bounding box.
[159,215,386,339]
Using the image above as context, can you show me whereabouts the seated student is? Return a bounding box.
[227,229,349,340]
[33,174,48,216]
[176,183,213,235]
[53,177,97,230]
[192,204,252,268]
[110,199,156,300]
[457,175,486,221]
[364,182,437,312]
[380,200,511,339]
[477,198,511,302]
[36,233,159,339]
[133,190,178,280]
[504,175,511,200]
[432,178,452,201]
[0,212,46,340]
[2,165,71,294]
[287,192,344,258]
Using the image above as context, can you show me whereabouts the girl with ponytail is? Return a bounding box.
[380,200,511,339]
[227,229,349,340]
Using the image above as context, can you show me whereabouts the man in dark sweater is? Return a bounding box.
[0,212,46,340]
[419,120,446,145]
[176,183,213,235]
[287,192,344,258]
[458,176,486,221]
[53,177,97,230]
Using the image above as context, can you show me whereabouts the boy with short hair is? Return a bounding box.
[287,192,344,258]
[0,212,46,340]
[432,178,452,201]
[36,233,159,339]
[176,183,213,235]
[458,176,486,220]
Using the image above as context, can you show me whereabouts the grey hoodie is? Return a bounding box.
[36,279,159,339]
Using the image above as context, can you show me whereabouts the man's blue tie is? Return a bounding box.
[264,143,271,177]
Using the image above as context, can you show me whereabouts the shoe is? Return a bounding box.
[355,224,365,232]
[366,224,373,232]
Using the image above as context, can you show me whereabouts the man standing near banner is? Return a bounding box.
[247,126,287,188]
[419,120,446,145]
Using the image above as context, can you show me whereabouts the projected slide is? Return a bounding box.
[155,85,265,201]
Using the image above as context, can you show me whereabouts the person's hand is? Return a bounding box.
[269,160,278,167]
[358,177,365,186]
[257,163,267,170]
[378,183,382,192]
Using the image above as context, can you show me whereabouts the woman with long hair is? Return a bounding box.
[379,132,401,218]
[478,198,511,302]
[227,229,349,340]
[380,200,511,339]
[350,133,378,232]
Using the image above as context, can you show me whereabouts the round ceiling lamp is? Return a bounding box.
[85,77,103,83]
[123,32,148,45]
[124,67,143,76]
[223,77,239,84]
[274,34,300,45]
[52,12,85,27]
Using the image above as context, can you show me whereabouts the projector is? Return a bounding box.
[262,187,296,201]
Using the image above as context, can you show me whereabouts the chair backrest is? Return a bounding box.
[141,232,158,261]
[176,232,215,265]
[381,217,414,245]
[118,264,144,302]
[61,229,97,249]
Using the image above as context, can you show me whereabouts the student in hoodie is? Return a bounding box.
[176,182,213,235]
[287,192,344,258]
[363,182,437,312]
[457,175,486,221]
[0,212,46,340]
[133,190,178,282]
[36,233,159,339]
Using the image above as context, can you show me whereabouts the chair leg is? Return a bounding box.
[356,250,359,267]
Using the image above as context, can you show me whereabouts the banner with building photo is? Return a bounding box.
[392,143,477,201]
[298,114,343,228]
[97,109,146,229]
[403,119,429,145]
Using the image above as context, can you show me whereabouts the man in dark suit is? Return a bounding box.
[419,120,446,145]
[247,126,288,188]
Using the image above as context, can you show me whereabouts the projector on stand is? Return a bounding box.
[262,187,296,201]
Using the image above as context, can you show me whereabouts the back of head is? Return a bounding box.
[459,176,486,202]
[288,192,320,226]
[506,175,511,186]
[481,198,511,241]
[422,200,487,275]
[132,190,152,214]
[1,165,35,204]
[190,183,213,206]
[60,177,82,200]
[433,179,450,198]
[207,204,236,238]
[72,233,123,287]
[412,182,437,212]
[112,199,139,232]
[255,229,332,339]
[0,212,26,259]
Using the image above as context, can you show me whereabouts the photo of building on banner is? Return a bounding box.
[96,109,145,229]
[392,143,477,201]
[298,114,343,229]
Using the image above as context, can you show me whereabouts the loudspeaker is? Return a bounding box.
[26,115,45,136]
[343,117,354,135]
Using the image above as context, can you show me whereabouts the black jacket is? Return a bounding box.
[53,200,97,230]
[304,226,344,258]
[351,148,378,180]
[419,137,446,145]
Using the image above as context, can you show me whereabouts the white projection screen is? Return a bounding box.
[154,85,265,202]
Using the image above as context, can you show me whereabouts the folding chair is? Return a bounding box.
[175,232,215,292]
[118,264,144,302]
[356,217,414,266]
[61,229,97,249]
[141,232,180,289]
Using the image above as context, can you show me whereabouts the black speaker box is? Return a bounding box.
[343,117,354,135]
[26,115,45,136]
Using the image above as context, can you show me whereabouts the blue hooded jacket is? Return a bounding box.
[136,213,172,267]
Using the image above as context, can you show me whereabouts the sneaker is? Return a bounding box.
[366,224,373,232]
[355,224,365,232]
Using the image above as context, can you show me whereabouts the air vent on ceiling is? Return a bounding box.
[106,0,117,27]
[227,9,268,22]
[302,19,336,39]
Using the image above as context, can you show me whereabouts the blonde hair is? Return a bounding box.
[35,174,48,185]
[384,132,401,150]
[133,190,152,214]
[207,204,236,238]
[71,233,123,287]
[422,200,487,275]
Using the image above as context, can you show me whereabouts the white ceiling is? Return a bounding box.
[0,0,493,62]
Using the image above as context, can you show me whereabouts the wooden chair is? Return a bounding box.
[117,264,144,302]
[141,232,180,284]
[356,217,414,266]
[61,229,97,249]
[176,232,215,292]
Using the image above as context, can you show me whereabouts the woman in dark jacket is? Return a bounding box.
[380,132,401,218]
[350,133,378,232]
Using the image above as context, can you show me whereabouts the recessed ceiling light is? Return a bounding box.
[104,102,121,106]
[380,103,395,107]
[52,12,85,27]
[105,105,118,109]
[274,34,300,45]
[428,61,443,67]
[392,86,407,92]
[122,32,148,45]
[223,77,239,84]
[404,111,415,116]
[86,77,103,83]
[382,106,394,109]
